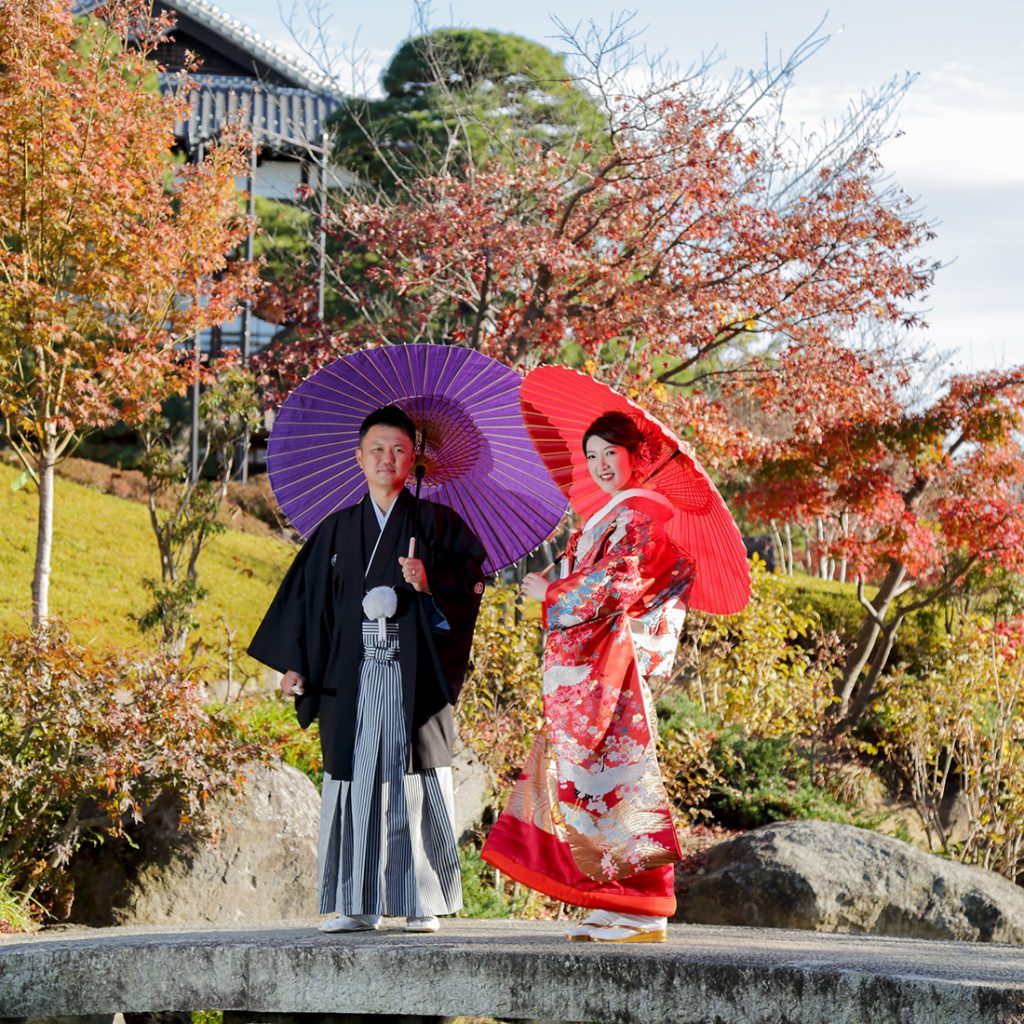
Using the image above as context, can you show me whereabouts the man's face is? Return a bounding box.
[356,424,415,491]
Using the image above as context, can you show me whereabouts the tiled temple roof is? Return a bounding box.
[71,0,344,151]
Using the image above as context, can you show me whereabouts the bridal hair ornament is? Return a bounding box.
[632,434,660,481]
[363,586,398,641]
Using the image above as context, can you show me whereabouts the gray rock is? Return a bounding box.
[674,818,1024,943]
[450,737,495,841]
[69,762,320,926]
[939,788,972,846]
[9,1017,114,1024]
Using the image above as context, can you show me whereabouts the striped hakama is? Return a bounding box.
[317,622,462,917]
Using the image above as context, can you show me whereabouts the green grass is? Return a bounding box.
[0,462,295,673]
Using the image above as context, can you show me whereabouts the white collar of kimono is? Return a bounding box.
[371,494,398,529]
[364,494,398,578]
[581,487,673,536]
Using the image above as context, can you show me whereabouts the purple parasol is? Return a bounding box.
[267,344,568,575]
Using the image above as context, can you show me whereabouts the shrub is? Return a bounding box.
[0,869,38,933]
[873,617,1024,881]
[656,561,881,826]
[656,695,724,822]
[456,586,544,799]
[0,623,259,914]
[776,574,869,643]
[657,694,864,829]
[705,730,864,829]
[456,844,528,918]
[676,559,841,742]
[456,843,560,920]
[224,694,322,789]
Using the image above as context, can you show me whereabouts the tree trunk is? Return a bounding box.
[769,519,784,573]
[836,610,904,734]
[838,512,849,584]
[833,562,909,717]
[32,441,57,628]
[799,522,813,575]
[826,464,938,729]
[168,623,188,660]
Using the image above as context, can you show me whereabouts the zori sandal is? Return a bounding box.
[587,923,667,943]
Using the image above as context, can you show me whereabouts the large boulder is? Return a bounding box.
[69,762,320,926]
[674,819,1024,943]
[450,737,495,841]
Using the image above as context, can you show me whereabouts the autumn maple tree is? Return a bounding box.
[251,25,609,331]
[0,0,257,625]
[254,21,933,414]
[136,360,261,657]
[739,356,1024,732]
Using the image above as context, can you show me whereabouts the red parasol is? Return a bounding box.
[520,365,751,615]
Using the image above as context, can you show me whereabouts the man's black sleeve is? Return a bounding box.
[247,523,327,679]
[424,506,487,702]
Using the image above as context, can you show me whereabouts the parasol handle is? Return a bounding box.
[536,545,567,576]
[405,460,425,565]
[408,462,426,562]
[641,447,681,485]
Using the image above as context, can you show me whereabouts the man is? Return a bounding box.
[249,405,486,933]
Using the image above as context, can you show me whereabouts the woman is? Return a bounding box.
[481,411,695,942]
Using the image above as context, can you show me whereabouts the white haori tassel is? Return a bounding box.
[362,586,398,642]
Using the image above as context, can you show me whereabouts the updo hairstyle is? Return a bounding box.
[581,411,645,455]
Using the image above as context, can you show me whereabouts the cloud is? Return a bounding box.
[882,108,1024,187]
[777,64,1024,188]
[924,60,1013,103]
[908,316,1024,373]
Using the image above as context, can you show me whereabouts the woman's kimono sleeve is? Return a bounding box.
[543,510,668,630]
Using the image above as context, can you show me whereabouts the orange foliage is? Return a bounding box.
[0,0,258,452]
[255,84,932,417]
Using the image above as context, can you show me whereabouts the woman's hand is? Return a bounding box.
[520,572,550,602]
[281,669,306,697]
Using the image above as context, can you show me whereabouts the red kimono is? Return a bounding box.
[482,489,695,915]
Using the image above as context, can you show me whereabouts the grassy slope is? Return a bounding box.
[0,457,924,673]
[0,462,295,671]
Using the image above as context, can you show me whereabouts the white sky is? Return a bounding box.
[207,0,1024,373]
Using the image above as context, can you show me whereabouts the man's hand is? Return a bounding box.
[281,669,306,697]
[399,555,430,593]
[520,572,549,602]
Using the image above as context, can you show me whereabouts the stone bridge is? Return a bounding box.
[2,919,1023,1024]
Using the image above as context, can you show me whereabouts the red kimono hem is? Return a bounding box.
[480,846,678,917]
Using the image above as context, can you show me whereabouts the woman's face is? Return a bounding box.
[585,435,635,495]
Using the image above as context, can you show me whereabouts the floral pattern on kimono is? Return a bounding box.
[485,491,694,892]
